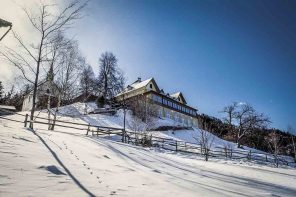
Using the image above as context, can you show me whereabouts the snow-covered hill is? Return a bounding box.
[1,102,296,196]
[44,102,295,164]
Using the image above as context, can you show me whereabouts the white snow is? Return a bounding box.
[1,103,296,196]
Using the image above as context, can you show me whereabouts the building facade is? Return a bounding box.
[115,78,199,127]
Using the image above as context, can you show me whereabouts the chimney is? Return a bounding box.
[137,77,141,82]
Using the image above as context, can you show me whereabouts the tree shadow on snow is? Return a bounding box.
[27,128,95,197]
[38,165,66,175]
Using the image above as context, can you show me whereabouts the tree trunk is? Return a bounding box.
[29,33,44,129]
[47,94,51,130]
[52,94,61,130]
[104,74,108,99]
[29,62,40,129]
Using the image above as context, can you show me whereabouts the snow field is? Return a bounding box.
[1,103,296,196]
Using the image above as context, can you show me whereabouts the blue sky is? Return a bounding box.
[71,0,296,130]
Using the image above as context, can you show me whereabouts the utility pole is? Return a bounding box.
[123,93,126,142]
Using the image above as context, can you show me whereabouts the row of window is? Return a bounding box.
[159,109,196,127]
[152,94,196,116]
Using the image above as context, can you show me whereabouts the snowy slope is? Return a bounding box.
[49,102,294,161]
[1,114,296,196]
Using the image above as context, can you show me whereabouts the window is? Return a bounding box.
[163,99,167,105]
[152,95,160,102]
[177,105,181,110]
[150,84,153,89]
[173,103,177,109]
[158,109,162,117]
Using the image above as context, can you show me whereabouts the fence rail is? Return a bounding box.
[0,111,295,167]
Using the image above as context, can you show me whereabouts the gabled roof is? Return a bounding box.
[170,92,187,104]
[116,77,160,97]
[130,78,154,90]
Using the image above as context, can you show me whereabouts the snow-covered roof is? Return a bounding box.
[170,92,181,99]
[170,92,187,104]
[130,78,153,90]
[116,78,155,97]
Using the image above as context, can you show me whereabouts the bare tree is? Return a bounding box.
[222,103,270,148]
[55,40,84,104]
[45,32,73,129]
[79,63,96,115]
[194,129,215,161]
[287,126,296,162]
[98,52,125,99]
[129,96,158,127]
[265,130,281,167]
[0,1,87,128]
[80,63,96,98]
[49,38,84,129]
[221,102,237,137]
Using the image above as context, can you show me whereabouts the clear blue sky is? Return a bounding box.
[73,0,296,131]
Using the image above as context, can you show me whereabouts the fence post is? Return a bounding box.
[224,147,227,158]
[86,124,90,135]
[248,150,252,161]
[24,114,28,127]
[230,148,232,159]
[162,139,164,148]
[122,129,124,143]
[175,141,178,151]
[266,154,268,162]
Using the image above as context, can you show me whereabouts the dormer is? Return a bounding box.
[145,78,160,92]
[170,92,187,104]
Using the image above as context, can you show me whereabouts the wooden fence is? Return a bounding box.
[0,110,295,167]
